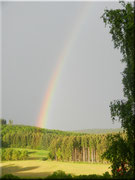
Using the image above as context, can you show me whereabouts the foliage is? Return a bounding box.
[1,174,20,179]
[0,124,80,149]
[72,128,123,134]
[0,171,112,179]
[1,148,29,161]
[74,173,111,179]
[8,120,13,125]
[42,157,48,161]
[102,134,131,178]
[45,170,72,179]
[101,1,135,178]
[1,124,123,163]
[0,119,7,125]
[48,134,111,163]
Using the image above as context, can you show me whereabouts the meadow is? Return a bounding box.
[0,148,111,179]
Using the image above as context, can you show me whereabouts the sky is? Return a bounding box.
[0,2,1,120]
[1,1,125,131]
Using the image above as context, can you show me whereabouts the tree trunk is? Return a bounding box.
[76,148,78,161]
[88,147,90,162]
[91,148,93,163]
[83,147,85,162]
[79,149,80,161]
[75,148,77,161]
[95,149,96,162]
[55,155,57,161]
[72,150,74,161]
[85,148,87,162]
[81,149,83,161]
[93,149,95,162]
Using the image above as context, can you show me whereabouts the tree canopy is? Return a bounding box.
[101,1,135,177]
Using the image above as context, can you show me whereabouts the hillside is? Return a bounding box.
[0,124,123,135]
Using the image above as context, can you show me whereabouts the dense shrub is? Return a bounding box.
[3,171,133,179]
[45,170,112,179]
[1,174,20,179]
[45,170,72,179]
[1,148,29,161]
[42,157,48,161]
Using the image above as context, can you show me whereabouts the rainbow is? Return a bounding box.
[36,3,90,128]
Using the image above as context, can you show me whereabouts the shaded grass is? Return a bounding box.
[0,148,111,179]
[1,160,111,179]
[25,148,49,160]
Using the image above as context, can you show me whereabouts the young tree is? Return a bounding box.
[8,120,13,125]
[101,1,135,177]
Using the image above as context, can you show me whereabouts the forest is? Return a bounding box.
[0,124,124,163]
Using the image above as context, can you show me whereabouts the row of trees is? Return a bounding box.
[1,125,69,149]
[48,134,125,163]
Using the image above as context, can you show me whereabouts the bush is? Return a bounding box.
[102,171,112,178]
[48,152,55,160]
[1,174,20,179]
[42,157,48,161]
[74,174,111,179]
[45,171,112,179]
[1,148,29,161]
[45,170,72,179]
[19,150,29,160]
[12,149,21,160]
[2,149,13,160]
[101,134,132,178]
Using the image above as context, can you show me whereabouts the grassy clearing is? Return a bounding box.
[1,160,111,178]
[0,148,111,179]
[17,148,49,160]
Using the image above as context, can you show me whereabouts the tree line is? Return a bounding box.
[0,124,73,149]
[48,133,126,163]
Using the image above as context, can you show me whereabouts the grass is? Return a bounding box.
[0,148,111,179]
[18,148,49,160]
[0,148,49,160]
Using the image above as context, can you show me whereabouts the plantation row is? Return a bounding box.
[0,125,124,163]
[49,135,110,162]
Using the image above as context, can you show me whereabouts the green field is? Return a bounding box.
[16,148,49,160]
[0,148,111,179]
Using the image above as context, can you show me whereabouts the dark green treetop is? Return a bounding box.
[102,0,135,142]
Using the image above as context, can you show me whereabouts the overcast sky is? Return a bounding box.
[1,1,125,131]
